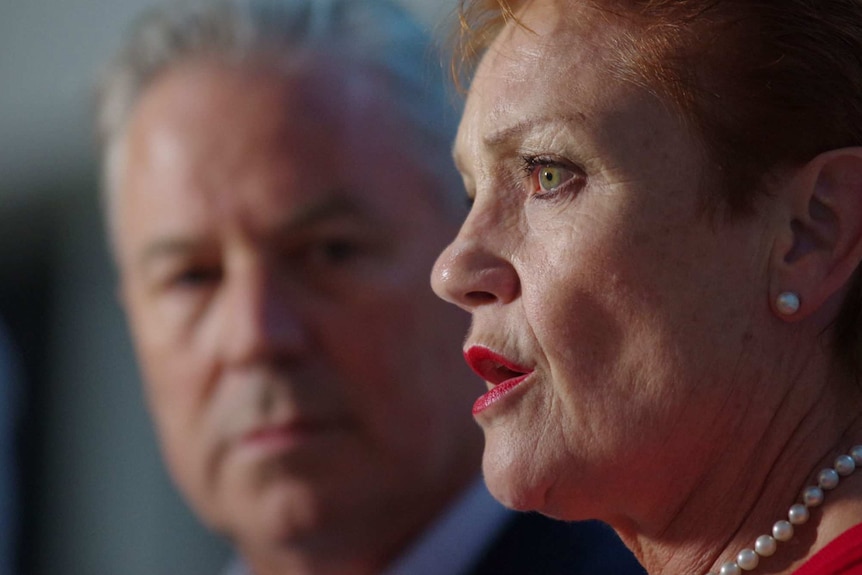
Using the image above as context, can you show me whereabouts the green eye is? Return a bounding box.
[538,166,565,192]
[523,156,582,197]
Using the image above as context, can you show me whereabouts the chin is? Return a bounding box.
[481,448,547,512]
[205,460,327,545]
[232,484,326,549]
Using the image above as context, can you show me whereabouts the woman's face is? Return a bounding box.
[432,0,776,524]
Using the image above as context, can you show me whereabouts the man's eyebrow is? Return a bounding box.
[136,194,373,270]
[281,194,371,231]
[137,238,206,271]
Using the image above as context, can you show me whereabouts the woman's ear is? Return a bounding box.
[770,148,862,321]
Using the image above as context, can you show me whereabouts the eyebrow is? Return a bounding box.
[452,114,584,178]
[482,115,583,149]
[135,193,372,270]
[280,194,372,231]
[137,238,208,271]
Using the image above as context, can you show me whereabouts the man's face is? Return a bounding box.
[113,58,483,563]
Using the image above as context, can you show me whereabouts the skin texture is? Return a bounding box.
[433,1,862,573]
[113,57,484,575]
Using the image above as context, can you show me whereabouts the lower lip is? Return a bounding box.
[472,373,531,415]
[239,425,326,457]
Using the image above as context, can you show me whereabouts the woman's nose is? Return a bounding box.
[431,231,520,312]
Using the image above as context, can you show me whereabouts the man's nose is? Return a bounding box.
[220,264,309,366]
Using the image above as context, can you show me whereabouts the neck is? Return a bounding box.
[700,444,862,575]
[622,364,862,575]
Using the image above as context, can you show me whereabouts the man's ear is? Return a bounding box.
[769,148,862,321]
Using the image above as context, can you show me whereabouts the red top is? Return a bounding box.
[792,523,862,575]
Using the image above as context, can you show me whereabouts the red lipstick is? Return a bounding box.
[463,346,533,414]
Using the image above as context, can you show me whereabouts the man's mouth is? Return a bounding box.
[235,415,343,458]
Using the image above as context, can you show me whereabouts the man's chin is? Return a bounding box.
[217,463,334,540]
[201,444,379,547]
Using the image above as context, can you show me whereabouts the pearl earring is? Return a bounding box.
[776,292,800,315]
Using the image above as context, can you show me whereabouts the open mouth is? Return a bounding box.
[464,346,533,414]
[464,346,532,385]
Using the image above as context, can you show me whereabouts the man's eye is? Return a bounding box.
[319,239,358,264]
[170,267,222,288]
[297,238,364,268]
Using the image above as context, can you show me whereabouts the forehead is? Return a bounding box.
[123,56,392,190]
[464,1,624,127]
[457,0,692,162]
[458,5,583,149]
[115,57,445,251]
[454,0,710,215]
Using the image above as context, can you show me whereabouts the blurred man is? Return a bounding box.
[96,1,645,574]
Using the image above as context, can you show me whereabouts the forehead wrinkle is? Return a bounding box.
[482,115,585,150]
[484,0,627,96]
[472,10,621,153]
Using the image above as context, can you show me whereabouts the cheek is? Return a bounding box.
[531,286,625,388]
[523,231,630,395]
[139,346,204,467]
[133,309,203,432]
[129,296,216,486]
[507,238,676,470]
[136,338,234,530]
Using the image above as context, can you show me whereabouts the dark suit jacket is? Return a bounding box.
[221,512,646,575]
[467,513,646,575]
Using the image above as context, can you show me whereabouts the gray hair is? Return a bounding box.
[96,0,463,235]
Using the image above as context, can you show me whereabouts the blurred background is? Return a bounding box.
[0,1,457,573]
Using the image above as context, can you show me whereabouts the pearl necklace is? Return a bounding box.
[705,445,862,575]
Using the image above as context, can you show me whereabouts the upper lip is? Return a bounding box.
[463,346,533,385]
